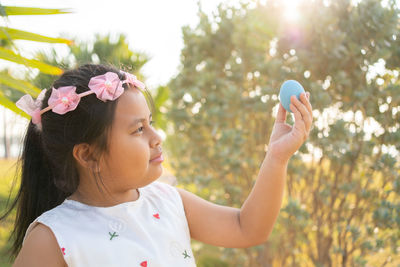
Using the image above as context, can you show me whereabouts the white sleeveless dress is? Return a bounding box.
[23,181,196,267]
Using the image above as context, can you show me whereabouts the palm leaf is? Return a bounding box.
[0,27,72,44]
[0,92,29,119]
[0,6,71,16]
[0,47,63,75]
[0,72,41,96]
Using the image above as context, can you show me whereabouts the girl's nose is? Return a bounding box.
[150,128,162,148]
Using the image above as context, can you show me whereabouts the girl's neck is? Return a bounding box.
[67,187,140,207]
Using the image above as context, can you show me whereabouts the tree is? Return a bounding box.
[166,0,400,266]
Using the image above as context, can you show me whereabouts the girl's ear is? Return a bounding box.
[72,143,98,170]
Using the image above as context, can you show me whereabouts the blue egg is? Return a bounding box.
[279,80,305,113]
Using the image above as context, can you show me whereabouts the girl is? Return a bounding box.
[3,64,312,266]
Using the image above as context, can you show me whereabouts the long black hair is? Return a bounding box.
[0,64,155,261]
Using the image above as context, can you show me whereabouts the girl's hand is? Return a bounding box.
[267,92,313,164]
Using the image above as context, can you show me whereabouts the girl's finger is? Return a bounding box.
[290,103,305,132]
[298,93,313,131]
[303,92,313,132]
[276,103,287,123]
[302,92,313,115]
[292,95,311,131]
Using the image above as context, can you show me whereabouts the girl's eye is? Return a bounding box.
[134,121,156,134]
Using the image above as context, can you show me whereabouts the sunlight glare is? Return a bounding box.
[283,0,300,22]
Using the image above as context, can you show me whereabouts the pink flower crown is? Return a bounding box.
[16,71,145,129]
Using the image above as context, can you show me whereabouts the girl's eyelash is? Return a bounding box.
[135,120,156,134]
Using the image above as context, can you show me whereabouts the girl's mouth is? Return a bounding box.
[149,153,163,163]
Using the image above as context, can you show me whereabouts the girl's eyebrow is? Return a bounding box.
[129,113,152,127]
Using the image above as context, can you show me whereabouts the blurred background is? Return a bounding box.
[0,0,399,266]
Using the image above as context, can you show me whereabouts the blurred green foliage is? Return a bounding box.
[0,160,18,267]
[166,0,400,266]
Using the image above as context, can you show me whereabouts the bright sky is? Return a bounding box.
[1,0,239,87]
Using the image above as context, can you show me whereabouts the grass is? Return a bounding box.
[0,159,19,267]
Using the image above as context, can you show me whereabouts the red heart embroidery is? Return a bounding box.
[153,213,160,219]
[140,261,147,267]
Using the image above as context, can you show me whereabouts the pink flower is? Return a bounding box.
[121,71,145,89]
[31,109,42,125]
[48,86,80,115]
[88,72,124,101]
[16,89,47,124]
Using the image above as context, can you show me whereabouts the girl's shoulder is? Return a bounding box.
[15,222,67,267]
[22,203,68,246]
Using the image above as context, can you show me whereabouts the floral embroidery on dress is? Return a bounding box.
[109,231,119,240]
[153,213,160,219]
[108,217,127,233]
[183,250,191,259]
[140,260,147,267]
[61,247,66,255]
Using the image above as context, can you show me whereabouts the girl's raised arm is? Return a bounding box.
[178,92,312,248]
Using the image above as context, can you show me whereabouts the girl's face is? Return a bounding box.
[98,88,163,191]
